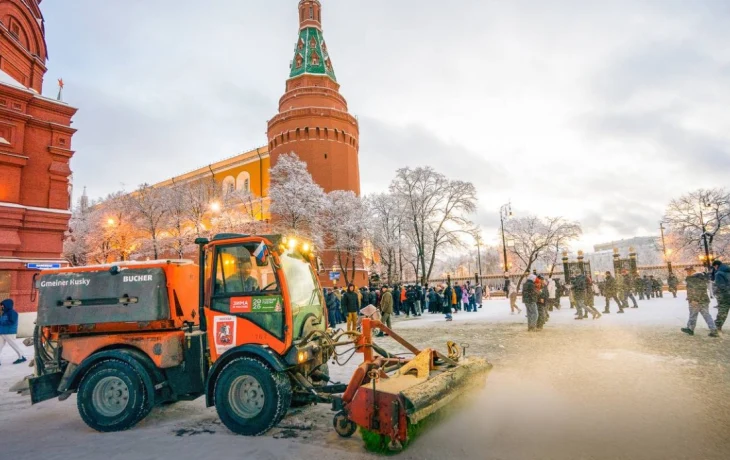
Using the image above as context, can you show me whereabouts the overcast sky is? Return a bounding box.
[39,0,730,250]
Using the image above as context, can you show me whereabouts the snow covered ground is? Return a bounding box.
[1,293,729,460]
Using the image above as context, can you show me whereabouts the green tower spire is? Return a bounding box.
[289,1,336,82]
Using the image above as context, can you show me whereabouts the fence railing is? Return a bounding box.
[392,263,706,289]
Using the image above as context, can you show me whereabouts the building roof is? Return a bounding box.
[0,68,72,108]
[0,68,33,92]
[289,27,337,82]
[152,145,269,187]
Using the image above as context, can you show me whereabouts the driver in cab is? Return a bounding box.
[224,250,259,293]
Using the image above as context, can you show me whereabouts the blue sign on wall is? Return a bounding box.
[26,263,62,270]
[329,271,341,281]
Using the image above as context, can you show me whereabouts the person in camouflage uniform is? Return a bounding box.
[572,273,600,320]
[652,276,663,298]
[667,272,679,298]
[681,266,719,337]
[634,275,646,300]
[585,275,601,319]
[643,275,653,299]
[603,271,625,313]
[620,269,639,308]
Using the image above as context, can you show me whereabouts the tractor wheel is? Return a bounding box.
[214,357,292,436]
[77,359,150,432]
[333,411,357,437]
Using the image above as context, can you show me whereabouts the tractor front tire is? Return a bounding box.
[214,357,292,436]
[76,359,150,432]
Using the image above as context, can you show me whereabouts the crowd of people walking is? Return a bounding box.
[321,259,730,340]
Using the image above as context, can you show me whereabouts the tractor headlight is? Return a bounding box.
[297,351,307,363]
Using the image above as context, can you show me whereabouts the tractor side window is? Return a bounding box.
[212,243,284,340]
[215,245,278,295]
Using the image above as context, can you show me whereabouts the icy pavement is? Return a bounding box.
[1,293,729,460]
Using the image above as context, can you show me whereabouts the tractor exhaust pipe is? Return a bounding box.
[195,238,209,332]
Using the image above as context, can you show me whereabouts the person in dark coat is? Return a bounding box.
[0,299,26,365]
[475,284,484,309]
[643,275,653,299]
[712,260,730,332]
[428,287,439,313]
[536,276,549,329]
[454,284,463,311]
[681,266,719,337]
[405,286,416,317]
[522,275,539,331]
[393,285,402,316]
[413,285,423,316]
[341,284,360,331]
[443,284,454,321]
[324,288,337,328]
[667,273,679,298]
[603,272,625,313]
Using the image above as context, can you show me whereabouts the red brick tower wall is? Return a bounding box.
[267,1,366,287]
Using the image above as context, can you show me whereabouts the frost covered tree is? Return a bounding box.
[269,153,326,245]
[63,204,92,266]
[366,193,404,284]
[503,216,582,288]
[663,188,730,262]
[182,177,220,237]
[161,185,196,259]
[323,190,367,286]
[390,166,477,284]
[85,192,140,263]
[125,184,168,259]
[217,188,269,235]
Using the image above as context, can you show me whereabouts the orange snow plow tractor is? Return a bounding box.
[26,233,491,450]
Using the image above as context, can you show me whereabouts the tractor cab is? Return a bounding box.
[201,233,327,361]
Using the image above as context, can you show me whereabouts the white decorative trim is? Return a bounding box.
[0,151,28,159]
[0,201,71,215]
[0,258,68,264]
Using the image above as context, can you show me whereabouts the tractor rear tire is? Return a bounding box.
[77,359,150,432]
[214,357,291,436]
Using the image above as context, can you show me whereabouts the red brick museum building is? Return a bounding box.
[0,0,77,312]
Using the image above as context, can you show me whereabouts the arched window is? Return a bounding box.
[236,171,251,192]
[222,176,235,195]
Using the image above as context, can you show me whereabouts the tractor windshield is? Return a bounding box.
[280,250,323,340]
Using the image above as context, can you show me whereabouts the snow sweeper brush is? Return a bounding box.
[331,318,493,453]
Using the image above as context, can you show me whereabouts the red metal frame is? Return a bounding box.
[341,318,440,445]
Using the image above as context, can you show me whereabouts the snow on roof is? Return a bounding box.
[0,68,31,92]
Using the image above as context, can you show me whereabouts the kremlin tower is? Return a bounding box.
[267,0,365,286]
[267,0,360,196]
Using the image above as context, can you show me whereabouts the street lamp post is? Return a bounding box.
[500,202,512,276]
[474,230,483,282]
[699,197,712,270]
[659,222,672,274]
